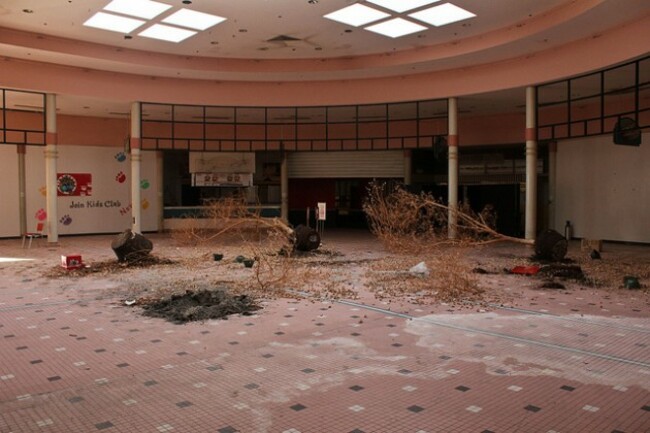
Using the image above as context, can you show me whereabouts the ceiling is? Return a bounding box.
[0,0,648,117]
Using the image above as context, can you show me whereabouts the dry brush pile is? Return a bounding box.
[361,181,534,303]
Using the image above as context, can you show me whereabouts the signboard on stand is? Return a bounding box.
[316,202,326,237]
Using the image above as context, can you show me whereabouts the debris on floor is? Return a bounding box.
[409,261,430,277]
[44,256,176,278]
[538,264,586,281]
[623,276,641,289]
[509,265,541,276]
[138,289,261,323]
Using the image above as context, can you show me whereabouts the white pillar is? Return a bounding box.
[130,102,142,233]
[45,94,58,244]
[17,145,27,235]
[548,141,557,231]
[404,150,412,186]
[448,97,459,239]
[280,151,289,222]
[525,86,538,240]
[156,150,164,232]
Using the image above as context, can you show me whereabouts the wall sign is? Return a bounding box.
[57,173,92,196]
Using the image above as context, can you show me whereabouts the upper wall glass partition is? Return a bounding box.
[0,89,46,146]
[537,55,649,141]
[140,99,449,152]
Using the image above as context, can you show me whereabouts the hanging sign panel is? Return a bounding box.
[192,172,253,187]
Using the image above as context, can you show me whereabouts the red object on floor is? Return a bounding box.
[61,254,83,270]
[510,265,540,275]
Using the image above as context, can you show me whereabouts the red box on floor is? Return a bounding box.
[61,255,83,270]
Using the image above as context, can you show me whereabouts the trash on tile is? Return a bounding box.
[510,265,540,276]
[623,276,641,289]
[409,261,430,277]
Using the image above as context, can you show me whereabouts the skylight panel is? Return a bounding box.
[365,17,427,38]
[162,9,226,31]
[409,3,476,27]
[83,12,145,34]
[367,0,441,13]
[139,24,197,43]
[103,0,172,20]
[324,4,390,27]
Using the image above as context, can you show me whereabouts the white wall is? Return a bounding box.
[556,133,649,243]
[0,146,21,237]
[9,145,159,237]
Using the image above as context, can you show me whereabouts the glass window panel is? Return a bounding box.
[142,103,172,121]
[5,90,44,113]
[358,104,386,122]
[570,95,600,122]
[570,73,601,100]
[537,81,568,106]
[328,106,356,122]
[267,107,296,123]
[604,63,635,94]
[205,106,234,123]
[604,92,635,117]
[359,121,385,139]
[173,105,203,122]
[328,123,355,139]
[639,84,650,111]
[205,123,234,140]
[297,107,326,123]
[236,107,265,123]
[639,58,650,85]
[298,124,326,140]
[174,122,203,139]
[389,102,417,120]
[538,103,568,127]
[143,121,172,138]
[236,124,265,140]
[418,99,447,118]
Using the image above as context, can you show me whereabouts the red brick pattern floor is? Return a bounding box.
[0,233,648,432]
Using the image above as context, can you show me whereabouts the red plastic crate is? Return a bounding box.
[61,255,83,270]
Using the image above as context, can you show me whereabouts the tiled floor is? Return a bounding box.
[0,232,648,432]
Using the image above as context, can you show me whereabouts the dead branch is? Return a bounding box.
[363,181,533,252]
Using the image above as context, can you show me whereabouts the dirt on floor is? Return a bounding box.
[136,289,261,324]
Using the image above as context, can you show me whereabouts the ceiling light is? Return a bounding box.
[139,24,197,42]
[365,17,426,38]
[367,0,440,13]
[324,4,390,27]
[409,3,476,27]
[162,9,226,31]
[103,0,172,19]
[84,12,146,34]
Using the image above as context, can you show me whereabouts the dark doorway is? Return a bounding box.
[465,184,521,236]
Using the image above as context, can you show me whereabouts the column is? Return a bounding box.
[280,150,289,222]
[17,145,27,236]
[548,141,557,231]
[448,97,459,239]
[525,86,538,240]
[45,94,58,244]
[403,150,412,186]
[130,102,142,233]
